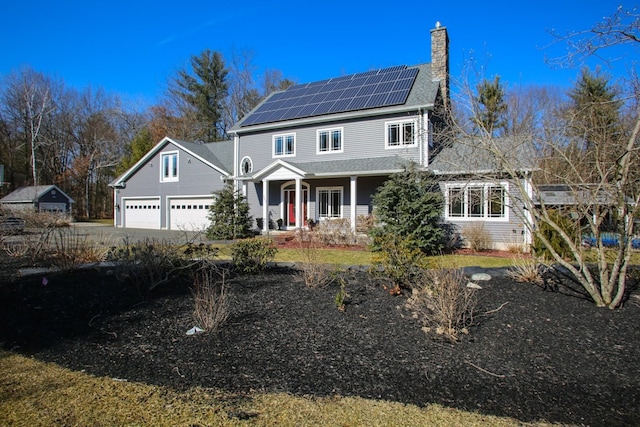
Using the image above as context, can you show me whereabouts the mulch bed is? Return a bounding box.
[0,255,639,426]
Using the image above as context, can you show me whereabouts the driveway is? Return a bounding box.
[69,222,216,245]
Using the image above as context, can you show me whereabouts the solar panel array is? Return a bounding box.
[240,65,419,127]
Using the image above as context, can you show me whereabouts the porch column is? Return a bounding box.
[350,175,357,233]
[295,177,302,229]
[262,179,269,233]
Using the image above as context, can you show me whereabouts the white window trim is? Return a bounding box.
[385,119,417,149]
[444,182,509,222]
[316,186,343,219]
[316,127,344,154]
[160,151,179,182]
[273,133,296,158]
[240,156,253,175]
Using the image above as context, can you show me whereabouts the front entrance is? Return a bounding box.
[283,184,308,228]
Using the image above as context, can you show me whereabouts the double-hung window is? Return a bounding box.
[273,133,295,157]
[161,151,178,182]
[317,127,343,153]
[317,187,342,219]
[446,183,508,220]
[386,120,416,148]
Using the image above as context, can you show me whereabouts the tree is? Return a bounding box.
[473,76,507,136]
[168,49,228,142]
[567,67,623,151]
[369,163,445,255]
[116,128,155,175]
[445,7,639,308]
[206,182,253,240]
[0,67,57,187]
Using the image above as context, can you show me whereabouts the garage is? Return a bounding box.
[123,198,160,229]
[168,197,214,231]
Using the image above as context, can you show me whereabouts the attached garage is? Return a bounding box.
[123,198,161,229]
[168,197,213,231]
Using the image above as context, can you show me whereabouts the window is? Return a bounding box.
[317,187,342,218]
[386,120,416,148]
[240,156,253,175]
[161,151,178,182]
[317,128,343,153]
[446,183,508,220]
[273,133,295,157]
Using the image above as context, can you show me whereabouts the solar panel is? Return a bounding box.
[240,65,419,126]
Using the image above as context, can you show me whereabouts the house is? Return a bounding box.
[0,185,75,215]
[110,139,233,230]
[111,23,535,249]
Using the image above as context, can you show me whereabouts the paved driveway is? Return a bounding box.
[69,222,215,245]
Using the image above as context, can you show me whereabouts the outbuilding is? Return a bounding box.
[0,185,75,215]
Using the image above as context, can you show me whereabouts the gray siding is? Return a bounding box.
[114,142,225,228]
[237,112,424,173]
[439,178,529,250]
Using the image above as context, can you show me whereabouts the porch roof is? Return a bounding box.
[245,156,412,181]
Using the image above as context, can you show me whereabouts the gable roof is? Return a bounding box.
[231,63,440,133]
[110,137,233,187]
[0,185,75,203]
[429,136,538,175]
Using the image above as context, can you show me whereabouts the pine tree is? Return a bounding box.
[567,67,622,151]
[473,76,507,136]
[369,163,445,255]
[206,182,253,240]
[169,50,229,142]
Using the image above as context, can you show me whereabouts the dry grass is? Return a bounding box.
[506,256,547,286]
[0,350,565,426]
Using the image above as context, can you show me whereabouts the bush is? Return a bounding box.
[370,235,431,291]
[108,237,189,291]
[296,229,339,288]
[462,222,492,252]
[369,163,445,255]
[406,266,478,342]
[192,262,229,332]
[533,209,579,260]
[316,218,358,246]
[231,238,277,274]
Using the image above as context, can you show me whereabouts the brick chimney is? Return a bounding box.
[431,22,450,109]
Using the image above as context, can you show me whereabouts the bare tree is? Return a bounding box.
[0,67,57,187]
[442,9,639,308]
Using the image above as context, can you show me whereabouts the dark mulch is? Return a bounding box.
[0,255,639,427]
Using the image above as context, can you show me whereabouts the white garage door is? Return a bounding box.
[169,197,213,231]
[123,198,161,229]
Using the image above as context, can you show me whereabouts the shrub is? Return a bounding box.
[108,237,189,291]
[49,227,111,271]
[370,234,431,291]
[296,229,338,288]
[407,266,477,342]
[533,209,579,260]
[462,222,492,252]
[316,218,357,246]
[192,262,229,332]
[369,163,445,255]
[231,238,277,274]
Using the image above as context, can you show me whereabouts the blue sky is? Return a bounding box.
[1,1,636,106]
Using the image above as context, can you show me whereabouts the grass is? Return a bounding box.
[0,350,565,427]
